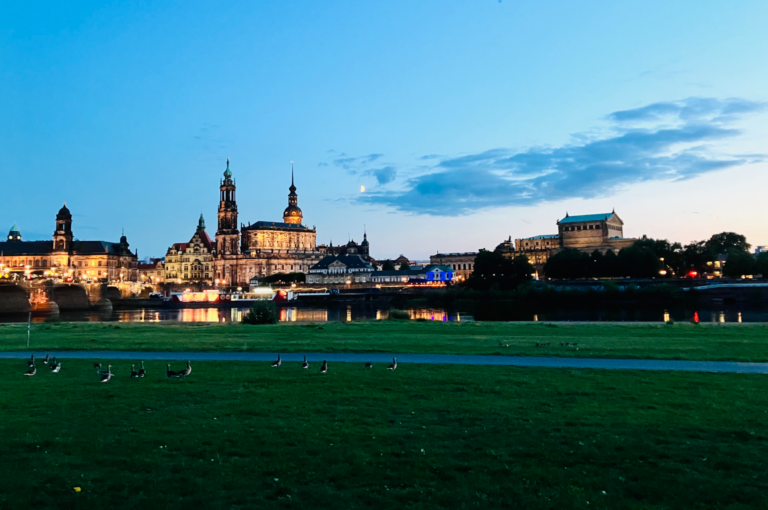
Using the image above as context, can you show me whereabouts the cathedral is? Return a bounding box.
[213,159,324,285]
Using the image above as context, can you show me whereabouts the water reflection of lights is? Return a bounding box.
[407,309,461,322]
[663,311,670,323]
[181,308,221,323]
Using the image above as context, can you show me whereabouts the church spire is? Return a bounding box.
[283,161,303,224]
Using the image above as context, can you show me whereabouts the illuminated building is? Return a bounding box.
[430,252,476,281]
[0,204,138,281]
[306,254,374,284]
[164,214,215,283]
[213,159,323,285]
[511,211,636,276]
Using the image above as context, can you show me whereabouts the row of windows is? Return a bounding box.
[564,224,602,232]
[451,263,474,271]
[2,259,49,268]
[183,265,211,271]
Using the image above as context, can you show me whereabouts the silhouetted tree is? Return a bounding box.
[382,260,395,271]
[399,261,411,271]
[723,250,756,278]
[465,249,533,290]
[633,237,684,276]
[754,253,768,278]
[616,245,663,278]
[543,249,591,279]
[706,232,750,255]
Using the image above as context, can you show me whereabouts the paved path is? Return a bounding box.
[2,351,768,374]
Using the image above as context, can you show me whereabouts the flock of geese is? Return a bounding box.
[273,355,397,373]
[22,354,398,382]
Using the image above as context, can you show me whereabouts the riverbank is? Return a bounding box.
[2,321,768,362]
[2,360,766,508]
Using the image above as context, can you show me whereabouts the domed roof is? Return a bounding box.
[283,205,303,218]
[223,158,232,179]
[198,213,206,230]
[57,202,72,219]
[495,237,515,253]
[361,232,369,246]
[9,222,20,234]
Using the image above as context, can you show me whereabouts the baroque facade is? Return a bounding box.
[164,214,215,284]
[0,204,138,282]
[306,254,375,285]
[513,211,636,275]
[213,160,324,285]
[429,252,477,281]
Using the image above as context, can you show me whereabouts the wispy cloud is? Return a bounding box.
[330,153,384,173]
[365,166,397,185]
[359,97,766,216]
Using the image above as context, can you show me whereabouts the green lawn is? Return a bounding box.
[1,321,768,361]
[1,360,767,509]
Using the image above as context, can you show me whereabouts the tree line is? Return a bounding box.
[542,232,767,279]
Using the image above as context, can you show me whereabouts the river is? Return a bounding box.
[1,303,766,323]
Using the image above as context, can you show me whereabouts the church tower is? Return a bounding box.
[53,203,73,252]
[360,229,370,259]
[216,158,240,255]
[282,163,304,225]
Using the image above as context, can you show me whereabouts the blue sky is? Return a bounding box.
[2,1,767,259]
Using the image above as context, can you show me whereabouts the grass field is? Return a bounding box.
[1,321,768,361]
[1,359,767,508]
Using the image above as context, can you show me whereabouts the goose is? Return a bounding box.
[166,364,178,378]
[50,358,61,373]
[365,362,373,369]
[271,355,282,368]
[27,354,35,367]
[23,364,36,377]
[301,356,309,369]
[96,364,110,377]
[177,361,192,378]
[130,364,138,378]
[100,365,113,383]
[320,360,328,374]
[42,354,50,365]
[387,357,397,370]
[94,362,101,371]
[137,361,146,378]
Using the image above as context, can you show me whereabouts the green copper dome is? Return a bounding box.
[223,158,232,179]
[9,222,20,234]
[198,213,206,229]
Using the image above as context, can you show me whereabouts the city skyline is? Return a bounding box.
[2,1,767,259]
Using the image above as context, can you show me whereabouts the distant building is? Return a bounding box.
[371,265,453,285]
[514,235,559,268]
[318,232,373,263]
[509,211,636,277]
[430,252,476,281]
[306,254,374,284]
[212,159,324,285]
[165,214,215,284]
[756,246,768,254]
[394,255,411,269]
[138,258,165,284]
[557,211,634,251]
[0,204,138,282]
